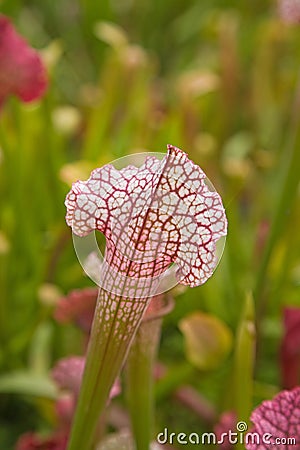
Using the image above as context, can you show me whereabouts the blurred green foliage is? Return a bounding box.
[0,0,300,448]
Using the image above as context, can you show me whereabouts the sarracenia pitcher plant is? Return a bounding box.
[64,144,227,450]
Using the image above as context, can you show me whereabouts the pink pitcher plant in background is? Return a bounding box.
[0,15,47,108]
[246,386,300,449]
[64,144,227,450]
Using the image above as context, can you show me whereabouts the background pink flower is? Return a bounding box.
[0,15,47,107]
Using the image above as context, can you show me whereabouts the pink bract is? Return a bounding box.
[65,145,227,290]
[246,387,300,449]
[0,15,47,107]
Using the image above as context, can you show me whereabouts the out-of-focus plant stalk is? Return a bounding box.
[125,295,173,450]
[233,292,256,446]
[254,70,300,309]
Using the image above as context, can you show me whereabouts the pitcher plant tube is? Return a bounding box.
[64,144,227,450]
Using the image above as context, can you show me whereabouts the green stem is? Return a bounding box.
[67,288,149,450]
[126,314,162,450]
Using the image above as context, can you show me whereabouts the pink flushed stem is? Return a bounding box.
[67,286,151,450]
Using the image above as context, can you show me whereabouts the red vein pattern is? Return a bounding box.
[66,144,227,296]
[246,387,300,449]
